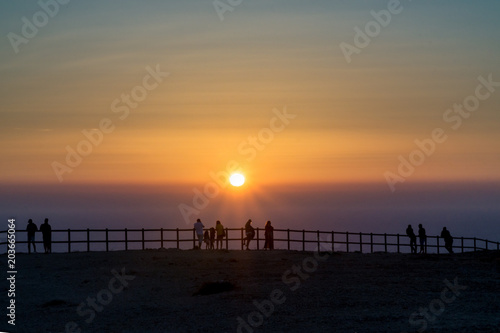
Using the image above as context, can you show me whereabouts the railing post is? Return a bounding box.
[485,239,488,250]
[87,228,90,252]
[141,228,145,250]
[370,233,373,253]
[461,237,464,253]
[359,232,362,253]
[287,229,290,251]
[397,234,400,254]
[346,232,349,253]
[256,227,260,250]
[332,231,335,252]
[225,228,228,250]
[67,229,71,253]
[241,228,244,250]
[474,237,477,252]
[161,228,164,249]
[106,228,109,252]
[125,228,128,251]
[176,228,180,249]
[437,236,440,254]
[384,233,387,253]
[317,230,320,253]
[302,230,305,252]
[193,229,196,249]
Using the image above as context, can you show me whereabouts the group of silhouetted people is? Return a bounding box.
[194,219,274,251]
[406,224,454,254]
[26,218,52,254]
[195,219,226,250]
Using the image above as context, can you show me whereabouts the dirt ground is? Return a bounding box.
[2,249,500,333]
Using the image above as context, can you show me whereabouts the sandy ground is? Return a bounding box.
[1,249,499,333]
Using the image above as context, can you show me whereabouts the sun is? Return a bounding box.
[229,173,245,187]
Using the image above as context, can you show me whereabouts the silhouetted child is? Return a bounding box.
[440,227,453,253]
[215,220,225,250]
[26,219,38,254]
[264,221,274,250]
[203,230,210,250]
[406,224,417,254]
[209,227,216,250]
[39,218,52,254]
[244,219,255,250]
[418,224,427,254]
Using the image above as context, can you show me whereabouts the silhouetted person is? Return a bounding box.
[418,224,427,254]
[194,219,204,249]
[244,219,255,250]
[209,227,216,250]
[39,218,52,254]
[264,221,274,250]
[406,224,417,254]
[215,220,225,250]
[26,219,38,254]
[440,227,454,253]
[203,230,210,250]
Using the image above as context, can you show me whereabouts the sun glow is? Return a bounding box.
[229,173,245,187]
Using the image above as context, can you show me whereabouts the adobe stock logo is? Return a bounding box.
[65,267,135,333]
[7,0,71,54]
[339,0,407,64]
[384,73,499,192]
[236,237,334,332]
[178,107,296,224]
[403,277,467,333]
[51,64,169,182]
[213,0,244,21]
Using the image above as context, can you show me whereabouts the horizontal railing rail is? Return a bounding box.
[1,228,499,254]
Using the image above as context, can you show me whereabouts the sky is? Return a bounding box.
[1,1,499,244]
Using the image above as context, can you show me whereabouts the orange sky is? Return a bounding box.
[1,1,499,188]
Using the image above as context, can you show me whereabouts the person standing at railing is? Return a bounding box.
[26,219,38,254]
[440,227,454,253]
[194,219,204,249]
[244,219,255,250]
[39,218,52,254]
[406,224,417,254]
[215,220,225,250]
[264,221,274,250]
[418,224,427,254]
